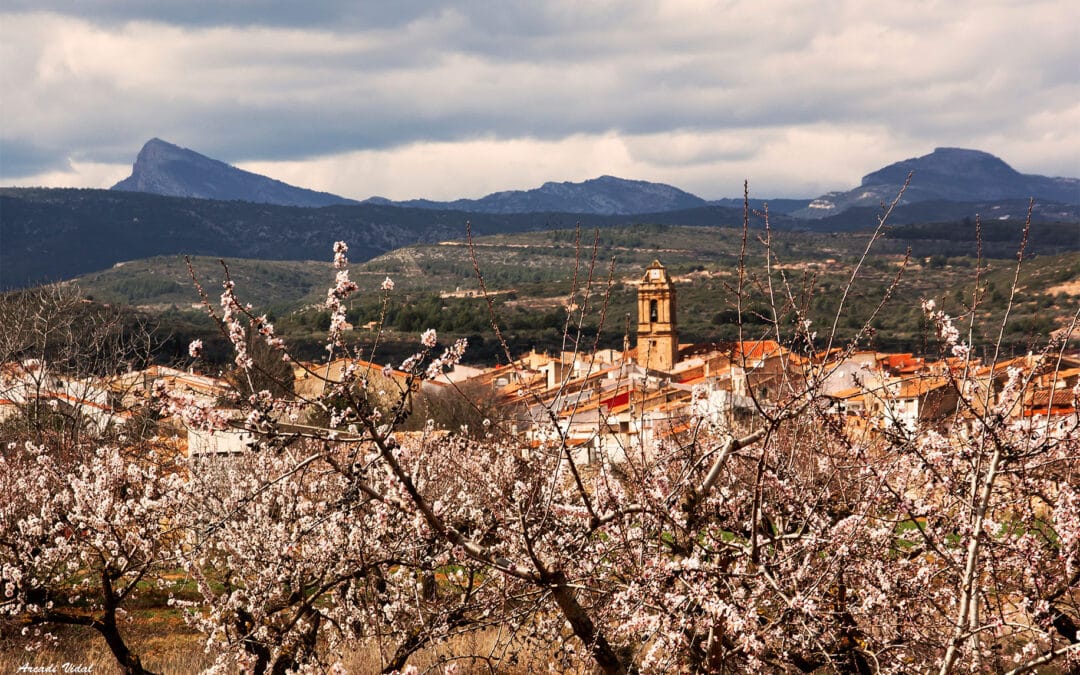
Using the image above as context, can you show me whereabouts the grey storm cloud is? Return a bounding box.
[0,139,73,176]
[0,1,439,29]
[2,1,1078,196]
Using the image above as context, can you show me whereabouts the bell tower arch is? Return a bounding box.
[636,260,678,372]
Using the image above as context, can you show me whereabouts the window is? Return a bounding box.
[649,299,658,322]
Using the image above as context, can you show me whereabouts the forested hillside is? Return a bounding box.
[3,186,1076,289]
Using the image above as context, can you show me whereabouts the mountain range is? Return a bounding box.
[110,139,1078,216]
[2,141,1077,290]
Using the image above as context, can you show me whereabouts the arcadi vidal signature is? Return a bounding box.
[17,664,93,673]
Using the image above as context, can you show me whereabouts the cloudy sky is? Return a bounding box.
[2,1,1078,200]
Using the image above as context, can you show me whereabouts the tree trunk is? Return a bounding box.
[96,610,156,675]
[547,574,626,675]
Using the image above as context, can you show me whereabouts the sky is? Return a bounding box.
[2,1,1078,201]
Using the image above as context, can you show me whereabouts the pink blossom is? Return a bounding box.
[219,278,252,369]
[323,247,359,349]
[333,240,349,269]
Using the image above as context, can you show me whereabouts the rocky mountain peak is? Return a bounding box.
[111,138,356,207]
[860,147,1023,188]
[792,147,1078,218]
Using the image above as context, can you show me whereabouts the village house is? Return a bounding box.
[292,357,454,399]
[0,359,129,431]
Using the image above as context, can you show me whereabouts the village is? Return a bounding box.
[2,260,1078,461]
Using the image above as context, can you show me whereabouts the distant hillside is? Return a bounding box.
[0,188,449,288]
[794,148,1080,218]
[69,222,1080,311]
[708,197,812,214]
[112,138,358,207]
[65,225,1080,365]
[365,175,710,215]
[73,256,338,309]
[811,198,1079,232]
[4,186,1078,290]
[3,188,746,289]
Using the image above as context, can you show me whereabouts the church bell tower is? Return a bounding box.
[637,260,678,372]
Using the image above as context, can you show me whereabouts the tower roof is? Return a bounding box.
[641,260,672,284]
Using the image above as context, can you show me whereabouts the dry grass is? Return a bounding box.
[0,627,212,674]
[1046,279,1080,296]
[340,628,596,674]
[1,623,595,674]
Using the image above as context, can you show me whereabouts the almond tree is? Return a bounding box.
[0,441,182,675]
[170,246,515,673]
[1,286,172,675]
